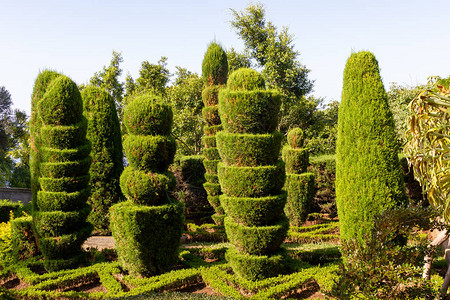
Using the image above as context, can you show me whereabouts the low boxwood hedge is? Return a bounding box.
[218,161,285,197]
[216,131,282,167]
[0,200,22,223]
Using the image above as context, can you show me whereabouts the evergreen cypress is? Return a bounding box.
[34,75,92,271]
[336,51,407,242]
[217,68,288,280]
[201,42,228,225]
[82,86,124,235]
[110,93,184,276]
[282,128,315,226]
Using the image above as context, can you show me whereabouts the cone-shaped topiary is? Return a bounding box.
[201,42,228,225]
[110,93,184,277]
[82,86,124,235]
[217,68,288,281]
[34,75,92,271]
[336,51,407,242]
[30,70,62,208]
[282,128,315,226]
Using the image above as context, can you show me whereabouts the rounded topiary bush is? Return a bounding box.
[217,68,289,280]
[33,74,92,271]
[336,51,407,242]
[82,86,124,235]
[201,42,228,225]
[111,93,184,277]
[282,127,315,226]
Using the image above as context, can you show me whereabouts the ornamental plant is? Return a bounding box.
[82,86,123,235]
[34,75,92,271]
[336,51,407,242]
[201,41,228,225]
[110,93,184,277]
[282,128,315,226]
[217,68,288,281]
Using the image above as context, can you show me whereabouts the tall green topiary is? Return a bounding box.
[110,93,184,277]
[82,86,124,235]
[217,68,288,281]
[30,70,62,207]
[282,128,315,226]
[34,75,92,271]
[201,42,228,225]
[336,51,407,242]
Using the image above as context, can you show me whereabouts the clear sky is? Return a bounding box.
[2,0,450,115]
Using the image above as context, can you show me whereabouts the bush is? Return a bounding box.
[227,68,265,91]
[112,93,184,276]
[0,200,22,223]
[336,51,407,242]
[33,74,91,271]
[202,42,228,86]
[82,86,124,235]
[11,216,40,261]
[308,155,336,216]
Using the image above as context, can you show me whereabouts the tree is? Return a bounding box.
[134,57,170,97]
[89,51,125,113]
[226,47,252,74]
[230,3,313,134]
[167,67,204,155]
[336,51,407,242]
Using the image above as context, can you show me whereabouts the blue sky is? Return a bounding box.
[2,0,450,115]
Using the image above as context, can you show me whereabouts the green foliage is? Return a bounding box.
[336,51,407,242]
[135,57,170,97]
[284,173,315,226]
[110,201,184,276]
[82,85,124,234]
[202,42,228,86]
[330,206,442,299]
[216,131,282,167]
[287,127,304,148]
[281,146,308,174]
[287,222,339,243]
[226,47,252,74]
[202,105,221,126]
[40,143,91,163]
[227,68,265,91]
[220,193,286,226]
[113,92,183,276]
[0,216,12,267]
[218,161,285,198]
[34,74,91,271]
[0,199,22,223]
[11,216,40,261]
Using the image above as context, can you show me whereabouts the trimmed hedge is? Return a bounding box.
[203,159,220,175]
[218,161,285,197]
[227,68,265,91]
[284,173,315,226]
[202,135,217,149]
[203,148,220,161]
[225,217,289,255]
[202,106,221,126]
[282,147,309,174]
[11,216,40,261]
[336,51,407,242]
[216,131,282,167]
[34,74,92,271]
[220,193,286,226]
[202,85,222,106]
[110,201,184,276]
[202,42,228,86]
[82,86,124,235]
[204,125,222,136]
[123,135,176,173]
[123,94,173,136]
[112,93,184,276]
[0,200,22,223]
[218,90,281,134]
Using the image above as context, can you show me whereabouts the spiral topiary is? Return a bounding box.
[282,128,315,226]
[34,75,92,271]
[201,41,228,225]
[82,86,124,235]
[110,93,184,277]
[217,68,288,281]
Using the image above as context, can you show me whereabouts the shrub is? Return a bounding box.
[282,127,315,226]
[201,42,228,225]
[217,68,288,280]
[0,200,22,223]
[11,216,40,261]
[336,51,407,242]
[82,86,124,235]
[111,93,184,276]
[33,74,92,271]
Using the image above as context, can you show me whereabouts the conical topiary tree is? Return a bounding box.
[110,93,184,277]
[217,68,288,281]
[30,70,62,207]
[336,51,407,242]
[34,75,92,271]
[282,128,315,226]
[82,86,124,235]
[201,41,228,225]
